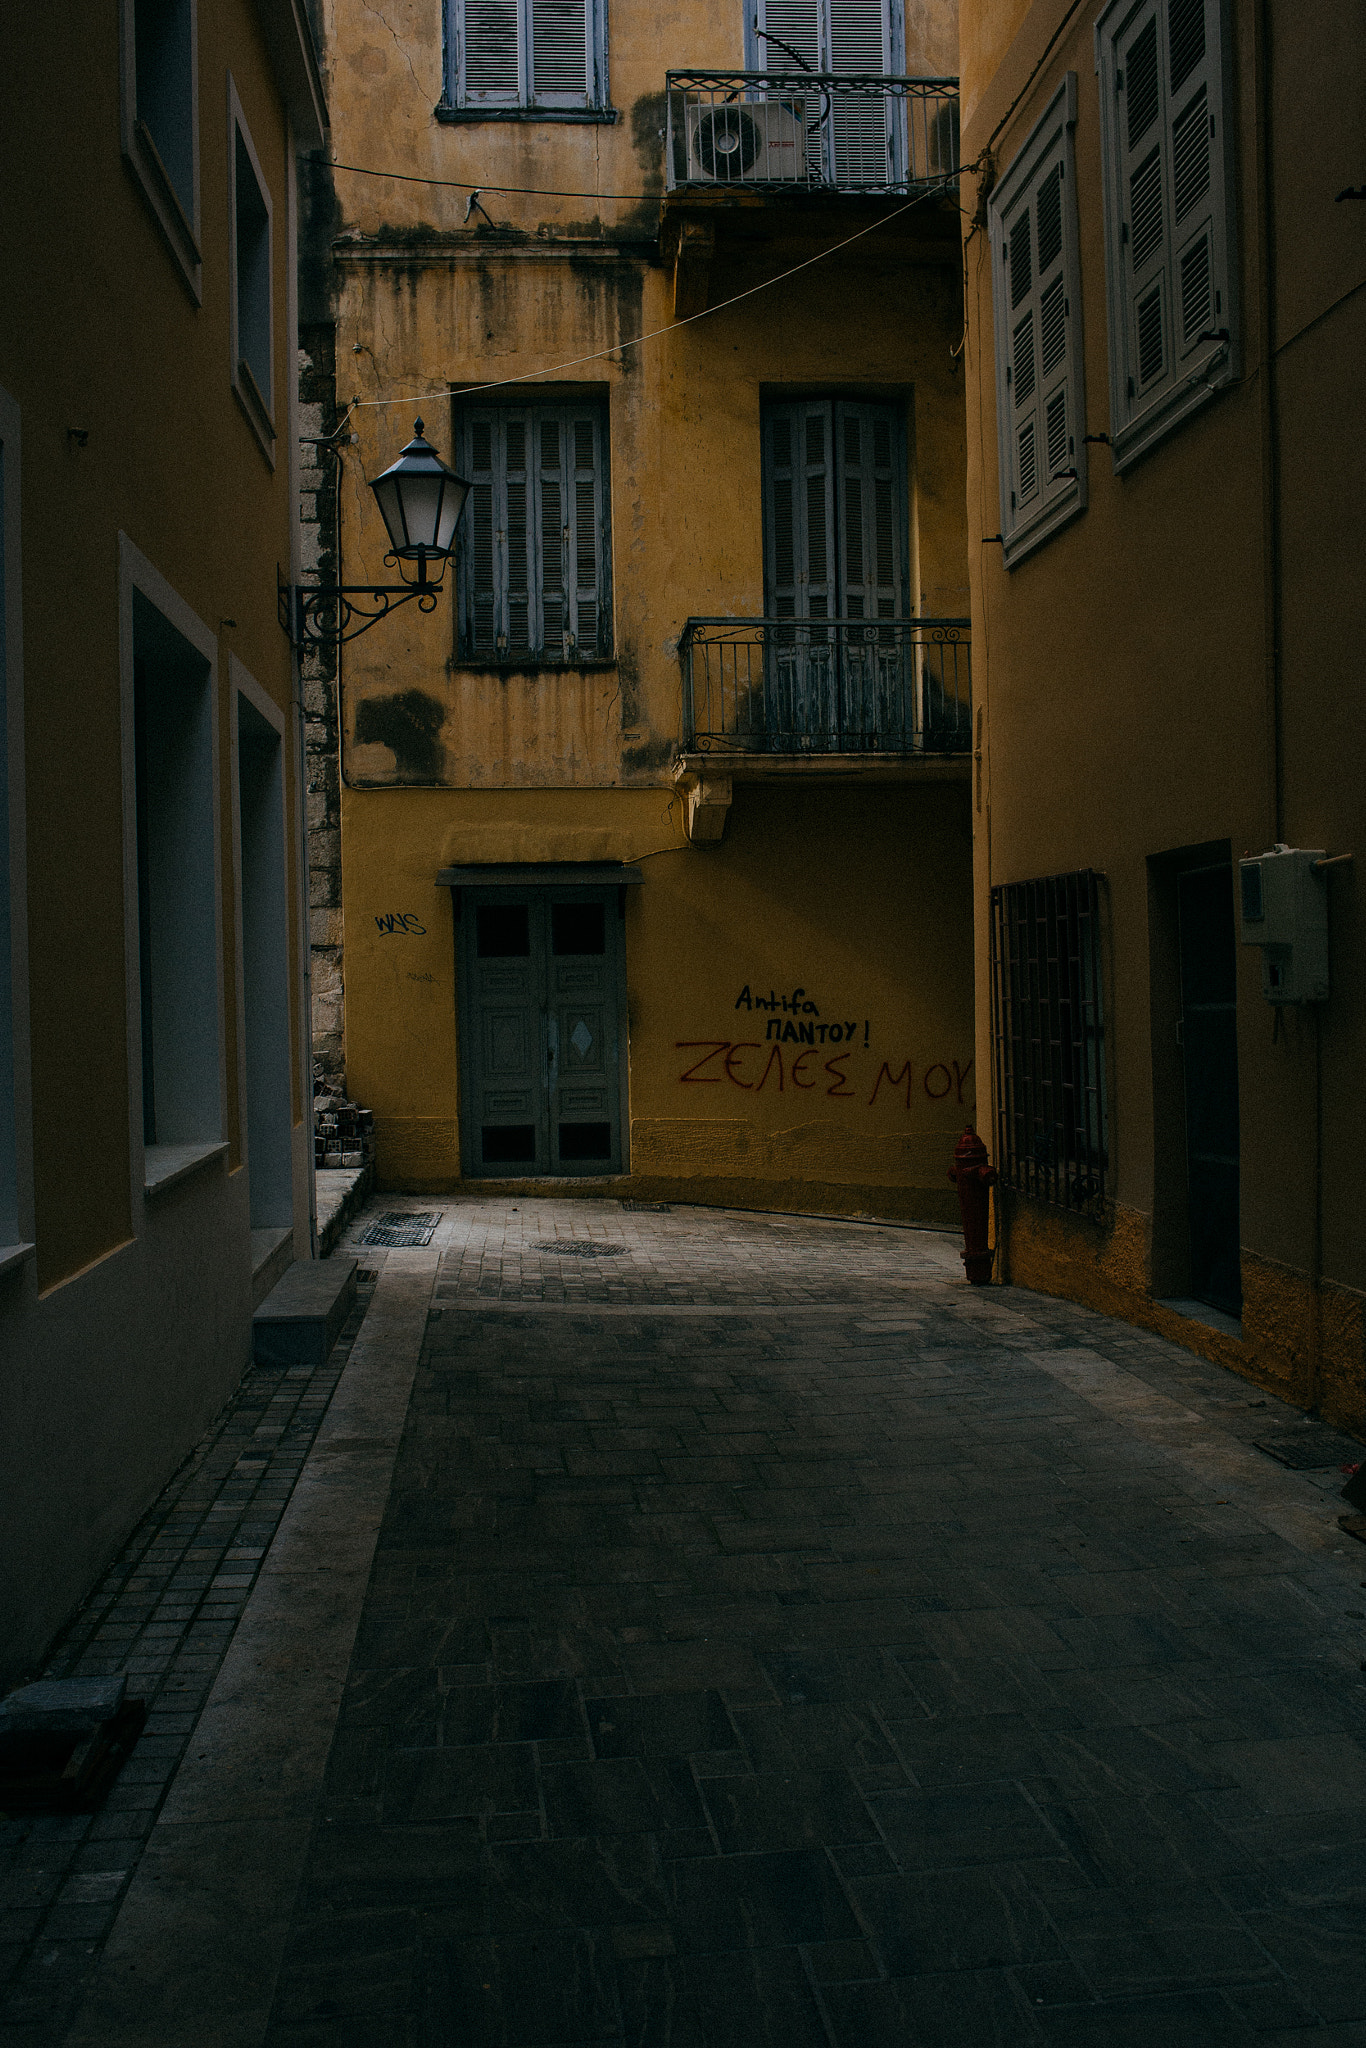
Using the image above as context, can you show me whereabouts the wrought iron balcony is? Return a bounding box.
[679,617,971,756]
[665,71,960,197]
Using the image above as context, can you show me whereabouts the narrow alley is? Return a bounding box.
[13,1199,1366,2046]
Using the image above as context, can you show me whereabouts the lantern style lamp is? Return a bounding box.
[279,418,472,650]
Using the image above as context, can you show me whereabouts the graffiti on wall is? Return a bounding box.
[677,981,972,1109]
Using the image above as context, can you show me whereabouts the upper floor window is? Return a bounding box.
[228,79,275,463]
[454,399,613,663]
[988,75,1087,566]
[1095,0,1237,469]
[120,0,202,297]
[761,398,908,622]
[749,0,910,186]
[443,0,609,117]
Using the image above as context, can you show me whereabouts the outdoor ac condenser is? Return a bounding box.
[1238,845,1329,1003]
[685,100,805,184]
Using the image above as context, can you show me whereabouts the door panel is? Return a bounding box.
[1177,864,1241,1316]
[459,887,626,1176]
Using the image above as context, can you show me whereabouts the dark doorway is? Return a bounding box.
[1177,864,1241,1316]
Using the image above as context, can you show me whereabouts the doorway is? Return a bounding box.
[1176,863,1242,1316]
[458,886,628,1177]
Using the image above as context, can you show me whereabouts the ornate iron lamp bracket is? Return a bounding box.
[277,560,446,652]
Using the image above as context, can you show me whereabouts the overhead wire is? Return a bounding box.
[346,165,970,413]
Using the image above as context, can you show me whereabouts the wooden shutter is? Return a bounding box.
[531,0,589,103]
[992,100,1078,552]
[1102,0,1230,453]
[1164,0,1224,363]
[461,0,521,102]
[828,0,894,184]
[460,412,499,657]
[989,76,1085,563]
[833,402,904,619]
[762,402,837,622]
[566,410,608,656]
[501,411,533,658]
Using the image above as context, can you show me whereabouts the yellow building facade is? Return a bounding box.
[312,0,977,1223]
[959,0,1364,1421]
[0,0,325,1673]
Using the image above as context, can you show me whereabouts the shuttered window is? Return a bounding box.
[762,400,907,622]
[455,401,611,663]
[751,0,902,184]
[1096,0,1236,469]
[447,0,604,109]
[988,74,1087,567]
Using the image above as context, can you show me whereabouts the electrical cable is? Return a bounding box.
[348,169,963,413]
[324,157,654,201]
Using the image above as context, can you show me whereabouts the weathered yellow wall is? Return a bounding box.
[959,0,1366,1427]
[323,0,974,1221]
[1,0,305,1290]
[344,781,974,1217]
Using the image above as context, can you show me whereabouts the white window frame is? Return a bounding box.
[443,0,610,117]
[227,76,276,466]
[118,535,227,1214]
[988,74,1088,567]
[1095,0,1239,472]
[0,385,34,1279]
[119,0,202,302]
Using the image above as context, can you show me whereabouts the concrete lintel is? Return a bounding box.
[674,749,970,790]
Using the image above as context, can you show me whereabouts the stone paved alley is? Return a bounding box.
[12,1199,1366,2046]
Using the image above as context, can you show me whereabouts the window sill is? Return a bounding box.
[144,1141,229,1199]
[435,101,619,125]
[1111,342,1236,475]
[1001,474,1086,570]
[233,360,277,470]
[124,122,202,305]
[453,656,617,673]
[0,1241,36,1282]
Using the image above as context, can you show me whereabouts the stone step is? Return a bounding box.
[252,1257,357,1367]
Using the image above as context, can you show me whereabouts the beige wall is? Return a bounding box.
[0,0,319,1673]
[959,0,1366,1421]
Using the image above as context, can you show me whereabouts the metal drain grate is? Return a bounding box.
[1254,1430,1363,1471]
[622,1201,671,1213]
[359,1211,441,1249]
[538,1240,627,1258]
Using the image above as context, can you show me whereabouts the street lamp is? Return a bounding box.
[278,418,471,651]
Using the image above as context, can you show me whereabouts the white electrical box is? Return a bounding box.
[1238,846,1328,1003]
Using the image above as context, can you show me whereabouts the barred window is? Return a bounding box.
[454,400,612,664]
[990,870,1108,1216]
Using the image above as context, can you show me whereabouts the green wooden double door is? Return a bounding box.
[458,887,628,1176]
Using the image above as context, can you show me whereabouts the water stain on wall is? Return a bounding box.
[352,689,448,783]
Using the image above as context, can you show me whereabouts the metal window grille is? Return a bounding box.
[989,870,1108,1216]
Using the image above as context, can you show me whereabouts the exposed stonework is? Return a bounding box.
[297,322,343,1090]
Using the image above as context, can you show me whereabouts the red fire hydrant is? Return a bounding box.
[949,1126,997,1284]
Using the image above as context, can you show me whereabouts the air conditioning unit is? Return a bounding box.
[685,100,805,184]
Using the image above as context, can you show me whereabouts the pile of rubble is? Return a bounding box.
[313,1073,375,1171]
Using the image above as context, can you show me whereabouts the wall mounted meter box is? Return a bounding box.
[1238,846,1328,1003]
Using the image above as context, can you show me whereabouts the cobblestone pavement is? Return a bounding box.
[255,1199,1366,2048]
[0,1283,376,2047]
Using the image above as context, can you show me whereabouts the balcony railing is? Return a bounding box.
[665,71,960,196]
[680,617,971,756]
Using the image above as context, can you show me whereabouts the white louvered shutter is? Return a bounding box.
[827,0,895,186]
[1099,0,1232,460]
[531,0,589,105]
[756,0,824,181]
[1164,0,1224,364]
[462,0,521,102]
[989,77,1084,564]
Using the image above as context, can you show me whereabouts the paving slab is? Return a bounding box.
[25,1195,1366,2046]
